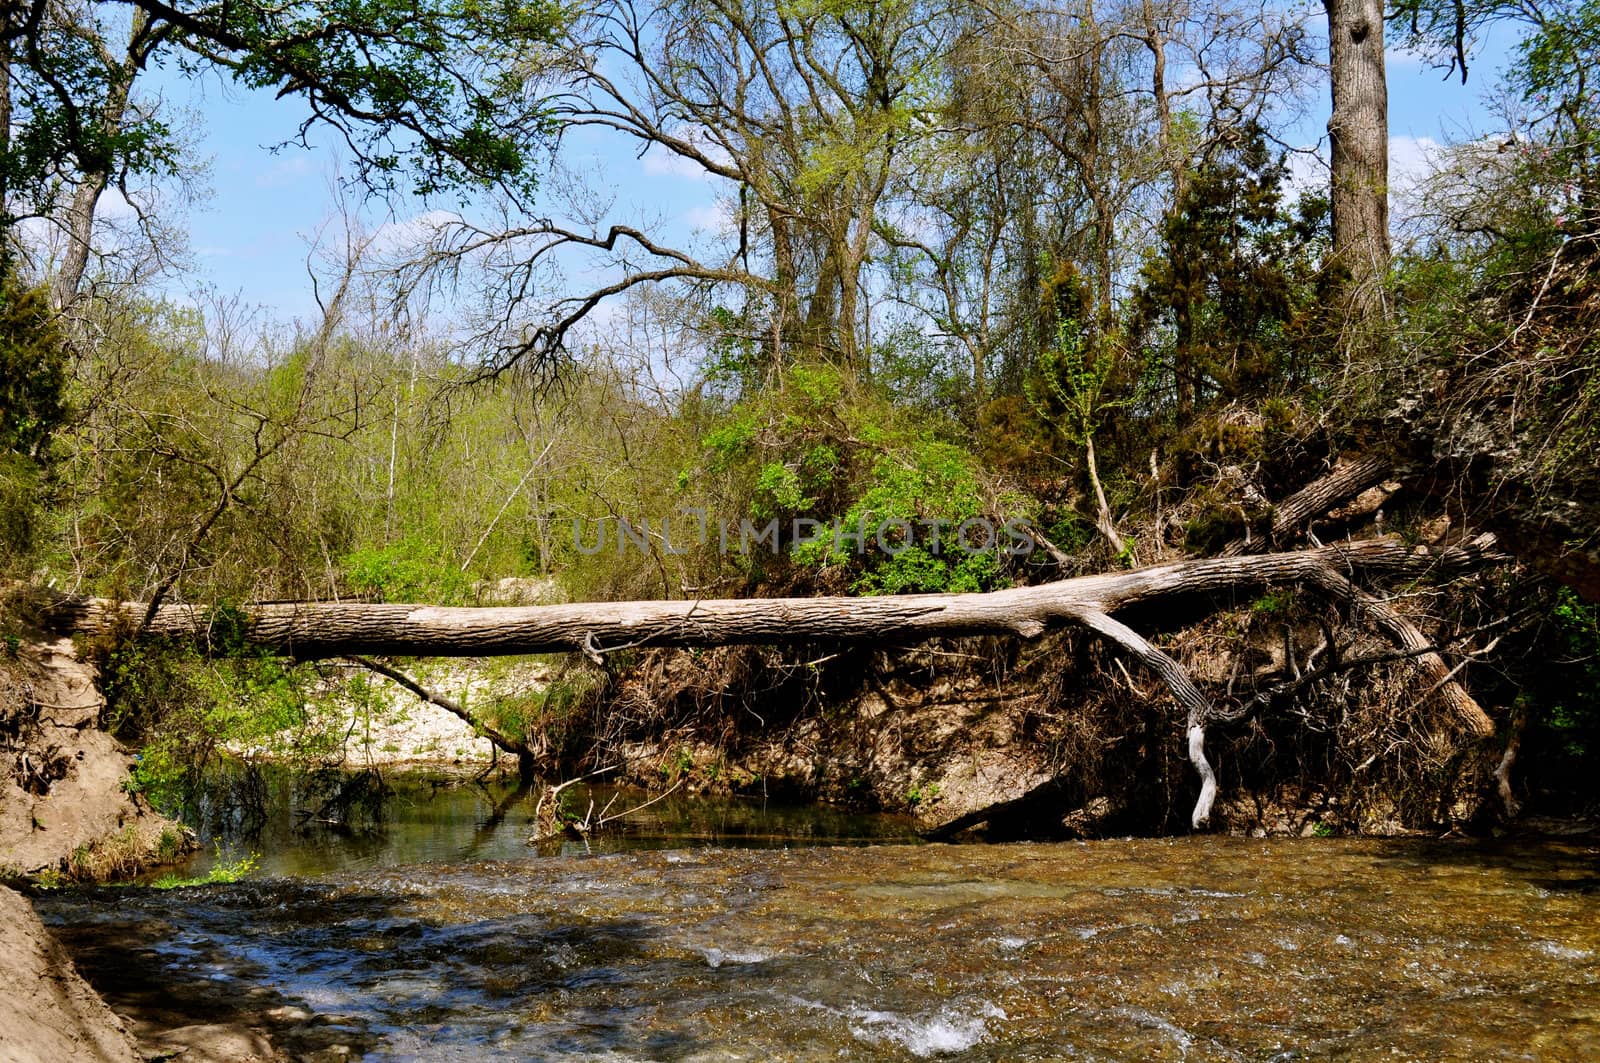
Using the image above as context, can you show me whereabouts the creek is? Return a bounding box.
[33,769,1600,1060]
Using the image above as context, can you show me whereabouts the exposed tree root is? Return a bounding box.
[1300,568,1495,737]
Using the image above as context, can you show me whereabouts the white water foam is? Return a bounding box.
[785,995,1006,1057]
[698,945,774,968]
[1536,940,1592,960]
[846,1001,1007,1056]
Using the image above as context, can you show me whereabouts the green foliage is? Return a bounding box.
[1,0,564,238]
[20,0,1599,833]
[796,442,1014,594]
[148,848,260,890]
[0,282,69,458]
[753,462,816,518]
[102,638,351,813]
[662,744,695,780]
[1527,588,1600,762]
[0,454,45,574]
[703,413,759,466]
[221,0,565,200]
[1026,317,1124,447]
[0,280,70,573]
[1131,124,1330,409]
[477,663,602,762]
[341,537,471,604]
[689,354,1035,594]
[1252,589,1296,616]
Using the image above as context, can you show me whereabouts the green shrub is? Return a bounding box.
[795,442,1021,594]
[1532,588,1600,762]
[341,536,471,603]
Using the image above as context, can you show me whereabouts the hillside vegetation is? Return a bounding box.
[2,0,1598,846]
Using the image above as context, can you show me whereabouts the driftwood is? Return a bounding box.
[34,534,1505,829]
[1221,455,1392,556]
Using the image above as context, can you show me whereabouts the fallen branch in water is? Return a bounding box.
[529,768,686,843]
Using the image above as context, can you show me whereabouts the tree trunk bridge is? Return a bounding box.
[29,534,1503,830]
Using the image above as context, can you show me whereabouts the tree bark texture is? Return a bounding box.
[1324,0,1390,315]
[1221,455,1391,556]
[46,538,1492,662]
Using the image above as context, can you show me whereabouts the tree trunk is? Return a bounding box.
[50,13,143,311]
[44,537,1487,659]
[1324,0,1390,321]
[0,28,13,274]
[52,178,109,311]
[32,535,1504,827]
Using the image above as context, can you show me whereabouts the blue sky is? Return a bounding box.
[143,13,1518,327]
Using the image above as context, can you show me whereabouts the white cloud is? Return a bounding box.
[641,145,714,182]
[638,126,732,181]
[1278,136,1441,208]
[685,200,735,234]
[1283,146,1328,200]
[255,153,315,189]
[1385,44,1429,72]
[367,209,462,257]
[1389,135,1442,194]
[94,187,140,222]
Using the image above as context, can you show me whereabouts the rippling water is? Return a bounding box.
[33,776,1600,1059]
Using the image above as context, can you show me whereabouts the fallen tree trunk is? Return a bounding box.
[42,536,1498,658]
[29,534,1505,829]
[1221,455,1391,556]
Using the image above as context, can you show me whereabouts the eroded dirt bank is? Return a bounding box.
[1,634,184,879]
[0,633,200,1062]
[0,886,140,1063]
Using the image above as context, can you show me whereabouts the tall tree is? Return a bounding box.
[1323,0,1390,324]
[1132,123,1328,412]
[401,0,956,380]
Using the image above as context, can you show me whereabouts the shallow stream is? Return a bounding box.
[34,771,1600,1060]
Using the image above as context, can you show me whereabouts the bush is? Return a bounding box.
[796,442,1020,594]
[0,279,69,574]
[341,536,472,604]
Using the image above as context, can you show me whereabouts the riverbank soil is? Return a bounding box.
[0,886,140,1063]
[0,632,201,1059]
[0,633,183,878]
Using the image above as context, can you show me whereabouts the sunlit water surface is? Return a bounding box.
[34,772,1600,1060]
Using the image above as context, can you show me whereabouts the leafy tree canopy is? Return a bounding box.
[0,0,565,227]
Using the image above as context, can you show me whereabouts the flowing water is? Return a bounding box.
[33,771,1600,1060]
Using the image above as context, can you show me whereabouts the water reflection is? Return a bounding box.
[164,765,921,879]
